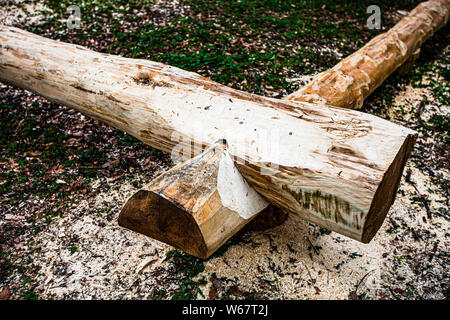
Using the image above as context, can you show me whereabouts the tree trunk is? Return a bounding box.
[0,26,415,246]
[285,0,450,109]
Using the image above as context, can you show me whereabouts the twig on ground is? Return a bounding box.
[305,236,319,255]
[388,286,402,300]
[405,169,432,219]
[355,269,375,295]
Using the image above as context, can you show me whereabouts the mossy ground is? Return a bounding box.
[0,0,448,300]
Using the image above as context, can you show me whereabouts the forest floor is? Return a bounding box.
[0,0,448,300]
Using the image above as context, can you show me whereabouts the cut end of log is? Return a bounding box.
[119,189,288,259]
[119,189,209,258]
[362,132,417,243]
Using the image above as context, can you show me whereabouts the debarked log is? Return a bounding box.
[285,0,450,109]
[0,26,416,245]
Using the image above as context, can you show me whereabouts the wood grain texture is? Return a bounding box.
[0,25,416,242]
[285,0,450,109]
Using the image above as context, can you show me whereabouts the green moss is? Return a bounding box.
[167,250,207,299]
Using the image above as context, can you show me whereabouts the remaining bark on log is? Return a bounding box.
[0,26,416,245]
[285,0,450,109]
[121,0,448,256]
[396,48,421,75]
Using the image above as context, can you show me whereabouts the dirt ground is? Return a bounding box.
[0,1,448,300]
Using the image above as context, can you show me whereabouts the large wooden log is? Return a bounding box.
[285,0,450,109]
[119,0,448,257]
[0,26,416,245]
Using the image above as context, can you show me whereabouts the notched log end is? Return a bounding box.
[362,132,417,243]
[119,189,289,259]
[118,189,209,259]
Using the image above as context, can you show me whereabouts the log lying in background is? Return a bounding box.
[0,26,416,247]
[285,0,450,109]
[120,0,448,257]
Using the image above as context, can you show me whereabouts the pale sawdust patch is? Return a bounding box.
[199,214,385,299]
[12,159,448,300]
[390,67,449,127]
[286,74,317,87]
[0,1,49,26]
[29,156,447,299]
[31,172,175,299]
[196,163,448,300]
